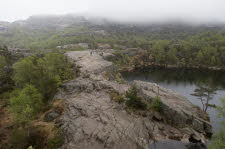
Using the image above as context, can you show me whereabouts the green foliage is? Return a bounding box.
[191,84,217,112]
[12,56,38,86]
[47,132,64,149]
[110,90,125,104]
[112,51,132,69]
[1,18,225,68]
[0,55,7,80]
[209,129,225,149]
[125,86,147,110]
[209,98,225,149]
[217,98,225,118]
[10,85,43,124]
[10,126,57,149]
[13,53,74,100]
[0,46,13,93]
[150,96,163,112]
[0,46,12,62]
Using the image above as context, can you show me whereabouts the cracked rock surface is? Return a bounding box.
[57,50,212,149]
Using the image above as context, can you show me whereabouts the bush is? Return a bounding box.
[47,129,64,149]
[13,53,74,100]
[0,54,13,93]
[110,90,125,104]
[125,86,147,110]
[10,126,50,149]
[10,85,43,124]
[150,96,163,112]
[0,56,7,80]
[209,98,225,149]
[209,129,225,149]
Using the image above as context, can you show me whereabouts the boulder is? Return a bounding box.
[44,111,60,122]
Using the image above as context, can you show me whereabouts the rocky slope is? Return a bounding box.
[56,50,212,149]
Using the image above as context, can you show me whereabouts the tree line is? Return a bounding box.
[0,46,74,148]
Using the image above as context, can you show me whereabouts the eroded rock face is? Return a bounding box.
[57,50,212,149]
[133,81,212,137]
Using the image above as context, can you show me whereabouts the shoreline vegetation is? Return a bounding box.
[110,50,225,73]
[120,63,225,73]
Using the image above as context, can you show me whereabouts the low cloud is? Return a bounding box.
[1,0,225,23]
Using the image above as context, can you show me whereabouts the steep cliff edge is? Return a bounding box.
[56,50,212,149]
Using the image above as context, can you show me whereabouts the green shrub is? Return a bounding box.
[13,53,74,100]
[0,91,11,103]
[125,86,147,110]
[47,131,64,149]
[10,85,43,124]
[0,56,7,80]
[209,98,225,149]
[209,129,225,149]
[110,90,125,104]
[10,126,49,149]
[0,54,13,93]
[150,96,163,112]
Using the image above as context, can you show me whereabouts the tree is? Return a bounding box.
[12,56,38,87]
[13,53,74,100]
[167,48,178,65]
[0,54,13,93]
[0,55,7,80]
[209,98,225,149]
[196,51,204,65]
[152,40,170,65]
[37,53,73,81]
[191,84,217,112]
[0,46,12,62]
[10,85,43,125]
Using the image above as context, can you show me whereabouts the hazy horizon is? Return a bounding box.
[1,0,225,23]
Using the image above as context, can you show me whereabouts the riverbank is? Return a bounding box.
[111,49,225,73]
[121,63,225,73]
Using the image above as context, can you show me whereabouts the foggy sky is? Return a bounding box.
[1,0,225,23]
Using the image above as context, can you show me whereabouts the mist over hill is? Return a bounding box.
[0,14,225,50]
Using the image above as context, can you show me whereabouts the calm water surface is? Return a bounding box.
[122,68,225,132]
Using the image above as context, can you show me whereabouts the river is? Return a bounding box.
[122,68,225,132]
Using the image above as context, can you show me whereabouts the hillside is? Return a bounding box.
[0,14,225,50]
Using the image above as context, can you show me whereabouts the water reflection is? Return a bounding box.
[122,68,225,132]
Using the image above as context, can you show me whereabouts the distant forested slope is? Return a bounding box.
[1,15,225,67]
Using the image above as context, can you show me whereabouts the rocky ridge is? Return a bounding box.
[56,50,212,149]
